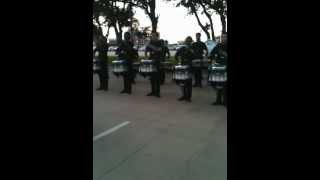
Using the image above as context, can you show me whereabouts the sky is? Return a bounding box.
[104,0,225,44]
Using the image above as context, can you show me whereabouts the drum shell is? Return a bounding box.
[112,60,128,76]
[139,60,157,76]
[173,65,191,81]
[208,64,227,88]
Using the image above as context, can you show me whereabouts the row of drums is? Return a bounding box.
[95,59,227,83]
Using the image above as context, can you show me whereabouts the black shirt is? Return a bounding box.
[210,43,227,65]
[94,38,109,72]
[116,41,138,69]
[116,41,135,60]
[161,46,170,61]
[146,40,163,69]
[191,41,208,59]
[94,39,109,60]
[175,46,194,66]
[146,40,163,60]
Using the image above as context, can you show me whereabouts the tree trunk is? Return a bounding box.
[150,0,158,33]
[150,17,158,33]
[199,2,216,41]
[191,4,211,40]
[105,26,110,39]
[220,13,227,34]
[93,18,104,38]
[113,23,122,45]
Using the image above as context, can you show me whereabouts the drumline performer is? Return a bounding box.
[144,32,163,97]
[174,36,194,102]
[160,40,171,85]
[209,32,227,106]
[116,32,138,94]
[191,33,208,88]
[93,35,109,91]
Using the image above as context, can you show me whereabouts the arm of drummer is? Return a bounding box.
[175,48,182,64]
[115,45,121,56]
[208,48,216,64]
[145,44,150,58]
[166,47,171,59]
[203,43,208,57]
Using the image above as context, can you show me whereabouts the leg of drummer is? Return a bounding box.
[160,69,165,85]
[103,70,109,91]
[104,77,109,91]
[124,75,131,94]
[121,75,127,94]
[155,72,161,97]
[96,73,102,90]
[213,88,223,105]
[127,70,132,93]
[96,72,104,90]
[147,73,155,96]
[189,79,193,100]
[186,79,192,102]
[193,69,200,87]
[199,69,203,88]
[193,68,197,87]
[132,71,136,84]
[178,83,185,101]
[223,84,227,106]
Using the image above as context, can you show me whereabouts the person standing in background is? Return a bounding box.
[174,36,194,102]
[160,40,170,85]
[209,32,227,106]
[145,32,162,97]
[116,32,138,94]
[94,35,109,91]
[191,33,208,88]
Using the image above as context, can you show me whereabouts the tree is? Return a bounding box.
[202,0,227,34]
[198,0,216,40]
[166,0,227,39]
[165,0,212,40]
[183,0,213,40]
[118,0,159,33]
[93,0,134,44]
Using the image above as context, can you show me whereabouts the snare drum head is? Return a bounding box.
[175,65,189,70]
[112,60,121,64]
[141,59,153,63]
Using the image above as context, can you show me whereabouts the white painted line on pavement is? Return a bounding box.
[93,121,130,142]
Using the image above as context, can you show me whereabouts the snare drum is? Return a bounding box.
[139,59,157,76]
[208,63,227,88]
[173,65,191,81]
[112,60,127,76]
